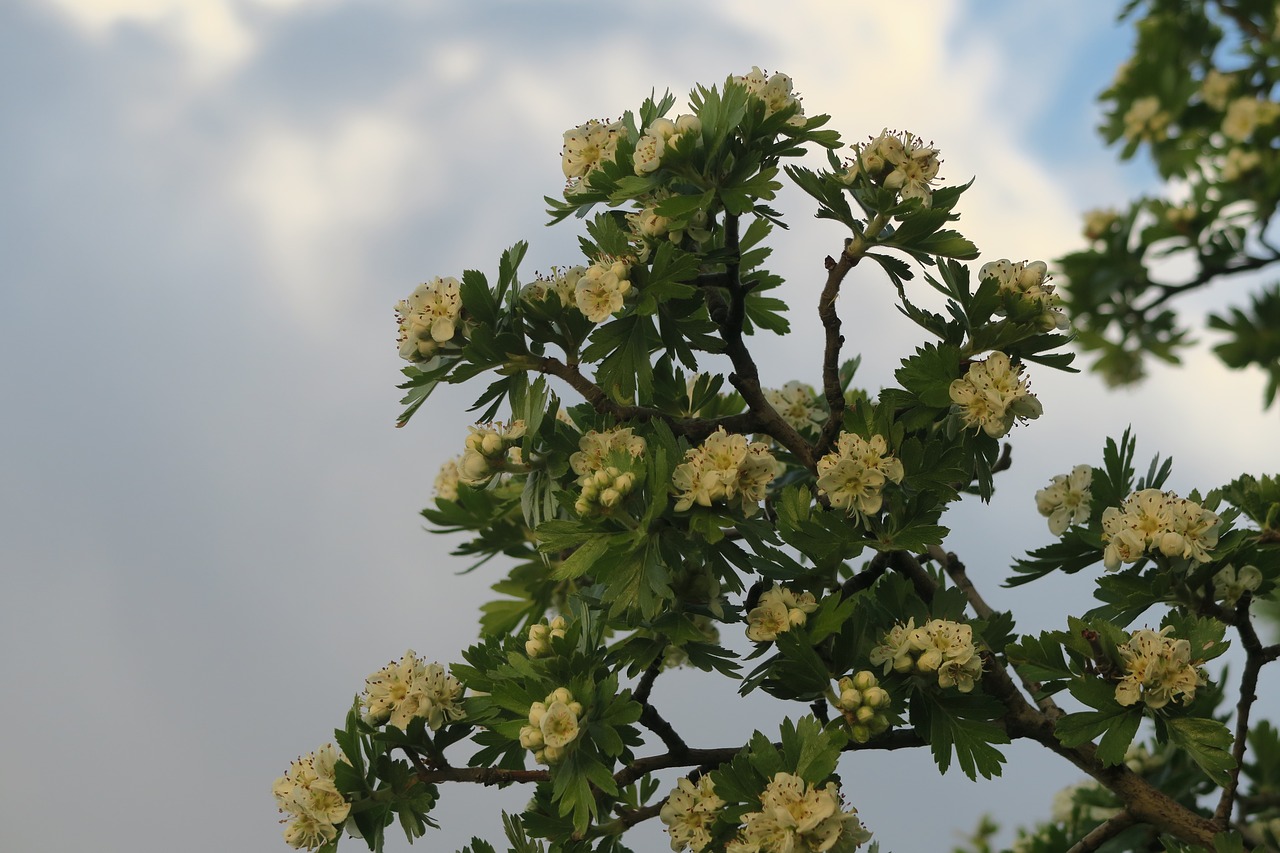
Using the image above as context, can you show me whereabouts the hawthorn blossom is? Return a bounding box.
[361,650,466,731]
[1114,626,1205,709]
[746,584,818,642]
[521,265,584,308]
[562,119,624,187]
[815,432,904,516]
[434,457,460,501]
[734,66,805,122]
[842,129,942,206]
[272,743,352,850]
[949,352,1043,438]
[660,776,724,852]
[979,258,1069,331]
[727,773,871,852]
[764,381,825,435]
[1082,208,1119,241]
[458,420,526,487]
[671,427,781,516]
[1213,564,1263,606]
[396,276,464,362]
[1100,488,1222,570]
[1200,69,1233,111]
[833,671,891,743]
[525,616,568,657]
[575,259,632,322]
[1222,96,1280,141]
[521,687,584,765]
[1122,96,1170,143]
[870,618,982,692]
[1035,465,1093,535]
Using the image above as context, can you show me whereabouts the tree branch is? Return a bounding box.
[816,214,888,458]
[1214,595,1267,827]
[1065,811,1136,853]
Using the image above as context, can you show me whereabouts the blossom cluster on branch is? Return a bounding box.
[273,59,1280,853]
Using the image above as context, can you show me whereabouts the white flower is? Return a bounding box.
[525,616,567,657]
[731,773,871,852]
[395,276,464,362]
[273,743,352,850]
[575,259,632,322]
[1200,69,1233,111]
[1100,488,1221,570]
[1213,564,1262,606]
[434,458,460,501]
[671,427,780,516]
[1115,626,1204,709]
[980,258,1068,331]
[523,687,583,763]
[1122,96,1170,142]
[660,776,724,852]
[458,420,526,487]
[1082,208,1119,241]
[949,352,1043,438]
[1222,97,1280,141]
[734,67,804,120]
[1035,465,1093,535]
[562,119,624,186]
[815,432,903,517]
[763,381,825,434]
[746,585,818,642]
[361,651,466,731]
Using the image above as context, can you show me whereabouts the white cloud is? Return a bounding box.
[231,112,436,318]
[36,0,335,80]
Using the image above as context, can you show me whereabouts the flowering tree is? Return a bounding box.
[272,61,1280,853]
[1062,0,1280,407]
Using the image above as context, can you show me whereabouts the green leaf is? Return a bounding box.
[1058,677,1146,766]
[1166,716,1236,786]
[551,536,613,581]
[912,689,1009,780]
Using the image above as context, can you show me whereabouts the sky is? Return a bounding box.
[2,1,1278,852]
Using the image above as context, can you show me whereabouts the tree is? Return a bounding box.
[270,58,1280,853]
[1060,0,1280,408]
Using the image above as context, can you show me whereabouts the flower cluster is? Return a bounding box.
[525,615,567,657]
[562,118,623,189]
[569,427,645,514]
[575,258,633,323]
[733,66,805,122]
[660,775,725,853]
[521,265,584,309]
[361,650,466,731]
[1222,96,1280,141]
[815,432,904,517]
[458,420,526,487]
[671,427,781,516]
[745,584,819,642]
[1035,464,1093,535]
[634,114,701,175]
[1221,146,1262,181]
[1200,69,1234,111]
[1114,626,1205,709]
[832,670,891,743]
[396,276,463,363]
[948,352,1043,438]
[979,258,1069,331]
[1100,488,1222,571]
[272,744,351,850]
[434,457,460,501]
[763,381,825,435]
[519,687,583,765]
[1121,96,1170,143]
[870,618,983,692]
[726,772,872,852]
[1213,564,1262,607]
[1082,208,1119,242]
[839,130,942,206]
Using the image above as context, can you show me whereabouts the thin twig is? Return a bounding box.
[1066,811,1137,853]
[1214,596,1268,827]
[938,549,1062,721]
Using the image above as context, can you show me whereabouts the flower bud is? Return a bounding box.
[528,702,547,727]
[855,705,876,724]
[852,670,877,691]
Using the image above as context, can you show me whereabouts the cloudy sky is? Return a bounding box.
[3,1,1278,851]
